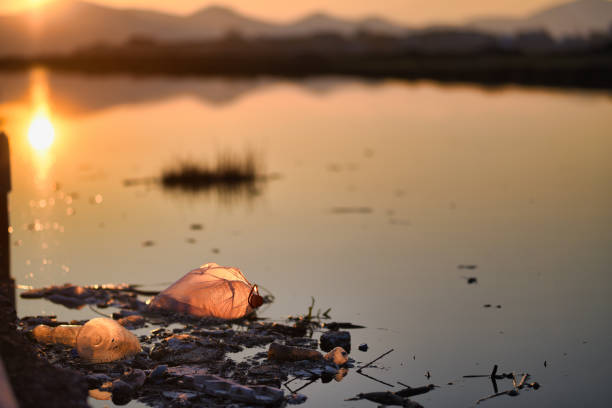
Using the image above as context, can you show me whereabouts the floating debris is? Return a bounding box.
[147,263,263,320]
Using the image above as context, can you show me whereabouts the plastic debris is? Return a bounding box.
[148,263,263,320]
[268,343,323,362]
[324,347,349,365]
[76,318,141,363]
[32,324,81,347]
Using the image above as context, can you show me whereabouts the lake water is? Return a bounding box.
[1,69,612,407]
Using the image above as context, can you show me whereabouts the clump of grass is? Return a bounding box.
[161,151,259,192]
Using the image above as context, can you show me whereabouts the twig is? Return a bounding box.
[356,370,395,387]
[518,374,528,388]
[490,365,498,379]
[476,390,510,404]
[357,348,394,372]
[88,304,112,318]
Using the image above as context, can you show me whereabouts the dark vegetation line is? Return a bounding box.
[1,31,612,90]
[160,152,259,192]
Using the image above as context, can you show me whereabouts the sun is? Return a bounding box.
[28,114,55,151]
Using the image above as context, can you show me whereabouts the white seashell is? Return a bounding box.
[76,318,141,363]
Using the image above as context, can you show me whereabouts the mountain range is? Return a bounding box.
[0,0,611,56]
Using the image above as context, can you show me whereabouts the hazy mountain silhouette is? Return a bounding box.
[0,0,610,56]
[469,0,612,37]
[0,0,407,55]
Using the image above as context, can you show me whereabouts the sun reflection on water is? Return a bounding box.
[26,69,56,185]
[28,113,55,151]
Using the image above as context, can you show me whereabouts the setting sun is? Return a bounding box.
[27,113,55,150]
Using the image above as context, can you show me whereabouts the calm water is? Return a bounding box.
[1,69,612,407]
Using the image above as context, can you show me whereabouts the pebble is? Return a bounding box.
[111,380,133,405]
[358,343,368,352]
[287,393,308,405]
[148,365,168,384]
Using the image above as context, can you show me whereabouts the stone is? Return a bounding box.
[320,331,351,352]
[111,380,132,405]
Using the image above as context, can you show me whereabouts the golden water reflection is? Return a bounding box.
[27,113,55,151]
[26,69,56,185]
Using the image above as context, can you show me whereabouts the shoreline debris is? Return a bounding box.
[148,263,264,320]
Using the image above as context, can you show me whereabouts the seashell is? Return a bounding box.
[76,318,141,363]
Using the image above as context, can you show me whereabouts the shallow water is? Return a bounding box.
[2,69,612,407]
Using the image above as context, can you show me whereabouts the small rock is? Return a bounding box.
[358,343,368,352]
[320,331,351,352]
[117,315,145,329]
[148,365,168,384]
[121,368,146,389]
[111,380,133,405]
[86,373,111,388]
[287,393,308,405]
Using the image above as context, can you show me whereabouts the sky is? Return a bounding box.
[0,0,576,24]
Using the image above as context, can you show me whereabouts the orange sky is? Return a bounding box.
[2,0,576,24]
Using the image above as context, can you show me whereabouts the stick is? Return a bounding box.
[357,370,395,387]
[490,365,498,379]
[397,381,410,388]
[476,390,510,404]
[357,348,394,372]
[518,374,528,388]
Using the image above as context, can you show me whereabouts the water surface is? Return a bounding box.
[1,69,612,407]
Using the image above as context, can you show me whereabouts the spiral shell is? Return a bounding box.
[76,318,141,363]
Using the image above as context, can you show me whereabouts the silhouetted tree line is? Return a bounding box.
[1,26,612,89]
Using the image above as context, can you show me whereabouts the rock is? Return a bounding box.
[117,315,145,329]
[193,374,284,405]
[287,393,308,405]
[359,343,368,352]
[121,368,146,389]
[148,365,167,384]
[111,380,132,405]
[320,331,351,352]
[85,373,112,388]
[323,347,349,366]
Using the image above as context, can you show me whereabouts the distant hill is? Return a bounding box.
[469,0,612,37]
[0,0,407,56]
[0,0,611,56]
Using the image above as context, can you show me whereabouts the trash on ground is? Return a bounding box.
[148,263,263,320]
[268,343,323,362]
[32,324,81,347]
[76,317,141,363]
